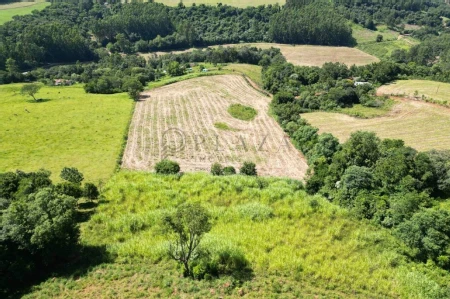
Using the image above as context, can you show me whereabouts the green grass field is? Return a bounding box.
[156,0,285,7]
[352,23,399,44]
[378,79,450,105]
[147,63,262,89]
[0,1,49,25]
[22,172,450,298]
[227,103,258,120]
[357,37,419,59]
[0,84,133,183]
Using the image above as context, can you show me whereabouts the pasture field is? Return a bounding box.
[377,79,450,105]
[123,75,308,179]
[352,23,399,44]
[23,172,450,298]
[302,96,450,152]
[156,0,285,7]
[0,1,49,25]
[0,84,133,183]
[145,43,379,67]
[147,63,263,89]
[357,37,419,59]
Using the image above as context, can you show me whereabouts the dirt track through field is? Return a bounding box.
[122,75,308,179]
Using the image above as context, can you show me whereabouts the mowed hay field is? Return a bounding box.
[144,43,379,67]
[0,1,49,25]
[302,97,450,152]
[0,84,133,182]
[378,79,450,104]
[156,0,285,7]
[122,75,308,179]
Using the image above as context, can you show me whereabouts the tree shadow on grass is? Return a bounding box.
[5,244,113,299]
[25,98,51,103]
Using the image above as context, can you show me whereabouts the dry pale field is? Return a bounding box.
[140,43,379,67]
[122,75,308,179]
[303,98,450,152]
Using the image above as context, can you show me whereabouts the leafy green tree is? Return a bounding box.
[396,209,450,262]
[21,83,43,102]
[167,61,185,76]
[5,58,19,75]
[60,167,84,185]
[123,77,144,101]
[310,133,341,163]
[376,34,383,42]
[342,131,380,168]
[163,203,211,277]
[240,161,257,176]
[339,166,376,208]
[1,188,79,258]
[210,163,223,176]
[155,159,180,174]
[83,183,99,200]
[55,182,83,199]
[222,166,236,175]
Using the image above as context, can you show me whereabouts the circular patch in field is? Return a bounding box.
[227,103,257,121]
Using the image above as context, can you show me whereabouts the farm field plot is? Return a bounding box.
[144,43,379,67]
[0,1,49,25]
[377,79,450,104]
[0,84,133,183]
[122,75,308,179]
[156,0,285,7]
[302,97,450,152]
[357,37,419,59]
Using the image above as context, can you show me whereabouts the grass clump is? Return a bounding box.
[227,103,257,121]
[214,122,237,131]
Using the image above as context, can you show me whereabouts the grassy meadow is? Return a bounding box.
[352,23,399,44]
[147,63,262,89]
[378,80,450,105]
[356,37,419,59]
[0,84,133,183]
[23,172,450,298]
[0,1,49,25]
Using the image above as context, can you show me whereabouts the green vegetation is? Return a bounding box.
[239,161,258,176]
[227,104,257,121]
[0,84,133,183]
[155,159,180,174]
[337,99,396,118]
[214,122,237,131]
[20,172,450,298]
[351,23,399,44]
[0,1,49,25]
[378,80,450,105]
[0,168,98,294]
[156,0,285,8]
[357,38,419,60]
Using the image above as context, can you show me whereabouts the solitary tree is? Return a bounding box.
[21,83,43,102]
[376,34,383,42]
[60,167,84,185]
[163,203,211,277]
[123,78,144,101]
[240,161,257,176]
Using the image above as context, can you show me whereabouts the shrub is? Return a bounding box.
[83,183,99,200]
[60,167,84,185]
[240,161,257,176]
[55,182,83,199]
[155,159,180,174]
[223,166,236,175]
[210,163,223,176]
